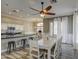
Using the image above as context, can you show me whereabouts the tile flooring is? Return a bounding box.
[1,48,30,59]
[1,44,78,59]
[61,44,78,59]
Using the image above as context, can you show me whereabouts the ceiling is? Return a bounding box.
[1,0,78,22]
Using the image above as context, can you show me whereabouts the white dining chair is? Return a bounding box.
[50,39,60,59]
[29,40,44,59]
[58,37,62,55]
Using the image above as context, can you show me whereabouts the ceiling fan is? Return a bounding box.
[30,2,55,17]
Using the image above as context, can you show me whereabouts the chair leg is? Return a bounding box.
[14,43,16,50]
[44,53,47,59]
[8,44,11,53]
[13,43,16,50]
[23,41,25,48]
[15,43,16,50]
[44,54,46,59]
[13,43,14,50]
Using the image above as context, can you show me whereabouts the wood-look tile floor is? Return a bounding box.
[1,44,78,59]
[61,44,78,59]
[1,48,30,59]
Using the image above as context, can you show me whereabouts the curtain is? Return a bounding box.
[49,15,74,45]
[61,16,73,44]
[61,17,69,43]
[53,18,61,38]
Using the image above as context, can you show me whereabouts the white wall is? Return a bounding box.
[73,12,78,49]
[23,22,34,34]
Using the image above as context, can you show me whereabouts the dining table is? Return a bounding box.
[37,37,57,59]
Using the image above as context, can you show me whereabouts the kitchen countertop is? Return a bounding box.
[1,34,36,39]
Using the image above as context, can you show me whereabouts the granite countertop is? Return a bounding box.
[1,34,36,39]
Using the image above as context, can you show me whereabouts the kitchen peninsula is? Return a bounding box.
[1,32,36,53]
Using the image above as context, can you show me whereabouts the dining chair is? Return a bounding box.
[50,39,60,59]
[58,37,62,55]
[29,40,44,59]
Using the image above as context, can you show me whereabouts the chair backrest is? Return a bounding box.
[51,40,58,59]
[54,39,59,51]
[29,40,39,59]
[30,40,39,49]
[58,37,62,53]
[53,37,62,59]
[57,37,62,50]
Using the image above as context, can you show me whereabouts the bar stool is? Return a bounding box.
[7,41,16,53]
[21,39,27,48]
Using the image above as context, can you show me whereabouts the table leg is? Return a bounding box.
[48,49,51,59]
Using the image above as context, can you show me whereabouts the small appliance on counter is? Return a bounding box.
[1,27,23,39]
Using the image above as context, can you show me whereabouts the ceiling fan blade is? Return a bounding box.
[30,7,40,12]
[45,12,55,15]
[44,5,52,11]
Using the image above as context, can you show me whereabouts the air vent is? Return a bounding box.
[49,0,57,3]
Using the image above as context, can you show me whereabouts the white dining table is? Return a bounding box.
[38,38,57,59]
